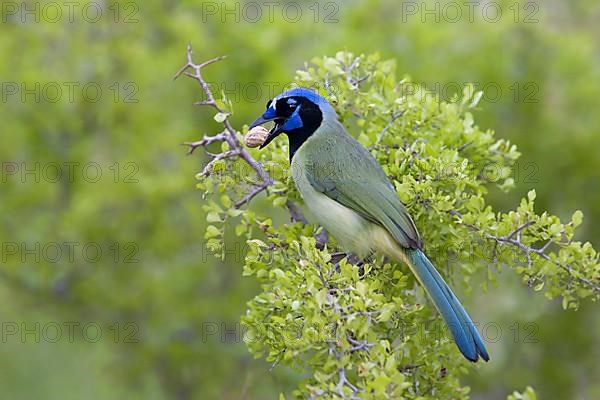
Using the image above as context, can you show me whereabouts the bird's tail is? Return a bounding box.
[400,248,489,362]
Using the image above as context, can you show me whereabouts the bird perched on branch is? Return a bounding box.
[248,88,489,362]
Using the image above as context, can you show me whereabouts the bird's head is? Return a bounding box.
[248,88,336,157]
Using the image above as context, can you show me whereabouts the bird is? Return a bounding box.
[248,87,489,362]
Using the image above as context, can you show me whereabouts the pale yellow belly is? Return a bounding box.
[292,163,401,259]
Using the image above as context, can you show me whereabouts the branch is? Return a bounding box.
[489,231,599,293]
[286,199,308,224]
[342,56,369,91]
[175,44,273,208]
[234,181,271,208]
[199,150,240,178]
[176,45,333,251]
[347,334,375,352]
[285,200,329,249]
[182,132,228,155]
[450,210,600,294]
[375,111,403,145]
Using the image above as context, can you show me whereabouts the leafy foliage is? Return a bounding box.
[197,52,599,399]
[507,386,537,400]
[3,1,600,399]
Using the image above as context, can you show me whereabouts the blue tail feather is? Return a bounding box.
[406,249,489,362]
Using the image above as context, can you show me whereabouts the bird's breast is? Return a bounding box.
[291,150,373,258]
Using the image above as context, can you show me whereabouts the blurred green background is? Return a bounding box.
[1,0,599,399]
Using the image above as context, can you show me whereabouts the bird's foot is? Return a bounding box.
[330,252,370,273]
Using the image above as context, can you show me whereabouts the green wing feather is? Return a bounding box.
[299,124,490,361]
[303,129,422,250]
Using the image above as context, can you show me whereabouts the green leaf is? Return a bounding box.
[206,212,222,223]
[205,225,221,239]
[214,112,230,123]
[572,210,583,227]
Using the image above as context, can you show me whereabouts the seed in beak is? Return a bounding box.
[244,126,270,148]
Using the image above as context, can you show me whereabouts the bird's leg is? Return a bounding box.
[356,251,376,277]
[330,252,351,271]
[347,253,364,266]
[330,252,373,273]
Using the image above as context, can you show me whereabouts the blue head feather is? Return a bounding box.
[274,88,337,118]
[251,87,337,159]
[282,106,303,131]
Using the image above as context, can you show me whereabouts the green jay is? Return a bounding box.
[249,88,489,362]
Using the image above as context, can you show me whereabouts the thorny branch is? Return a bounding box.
[182,132,228,155]
[449,210,600,294]
[176,45,333,234]
[174,44,273,208]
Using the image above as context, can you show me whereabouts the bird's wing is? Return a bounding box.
[303,133,422,250]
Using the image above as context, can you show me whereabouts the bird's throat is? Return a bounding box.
[287,130,316,161]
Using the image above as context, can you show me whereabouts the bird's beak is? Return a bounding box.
[249,108,284,149]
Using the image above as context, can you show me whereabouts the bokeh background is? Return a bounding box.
[1,0,599,399]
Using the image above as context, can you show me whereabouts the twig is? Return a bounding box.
[286,199,308,224]
[234,182,271,208]
[182,132,228,155]
[200,150,240,177]
[376,111,403,145]
[450,210,600,294]
[346,334,375,352]
[285,200,329,249]
[505,221,535,241]
[342,57,365,91]
[175,44,273,208]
